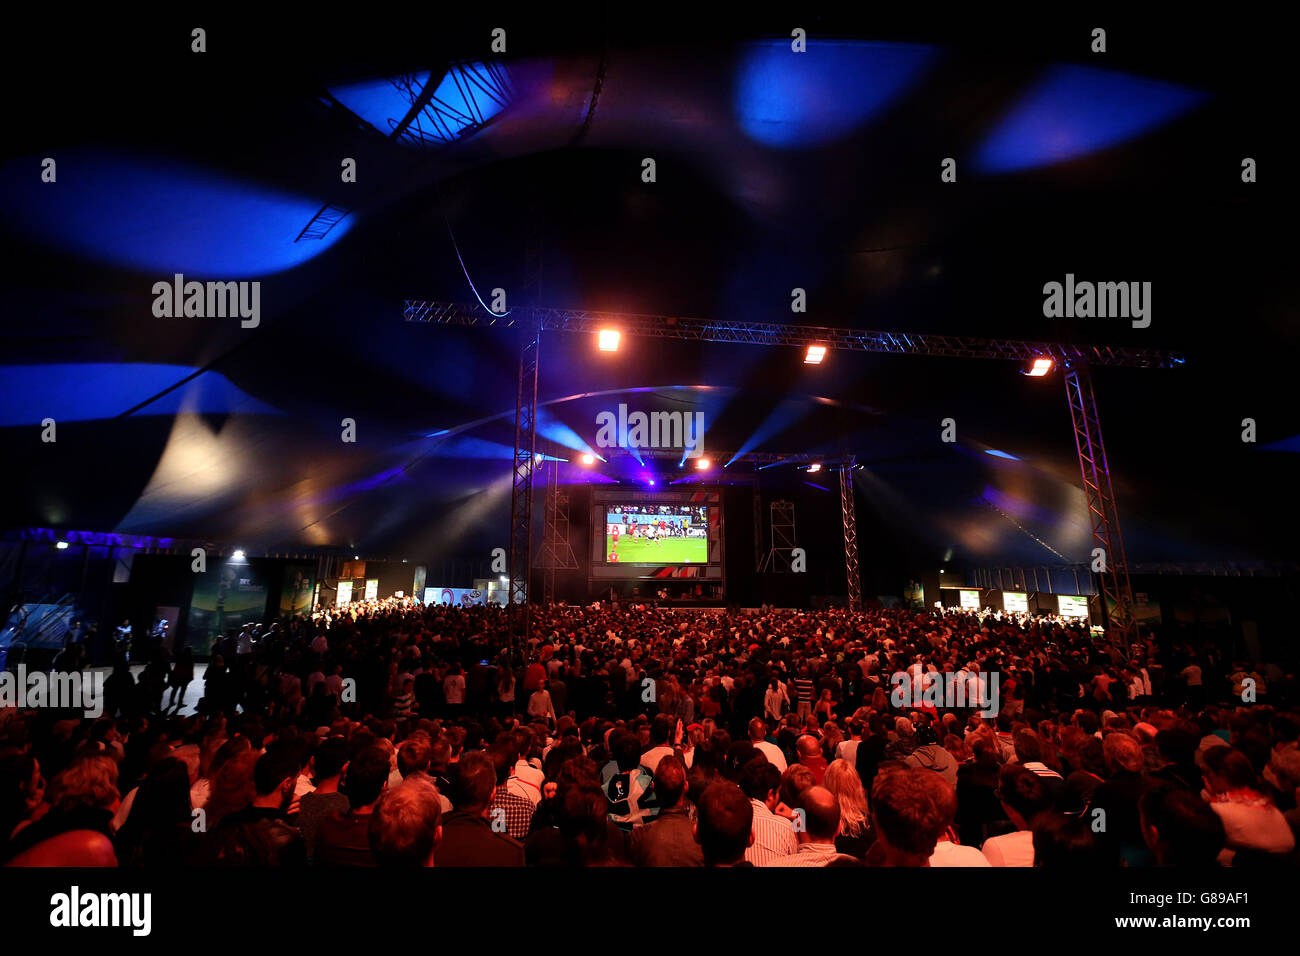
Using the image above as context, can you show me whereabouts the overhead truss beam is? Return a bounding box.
[404,301,1184,369]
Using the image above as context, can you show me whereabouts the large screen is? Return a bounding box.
[590,489,723,582]
[604,504,708,565]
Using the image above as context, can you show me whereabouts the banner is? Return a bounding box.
[187,563,268,656]
[336,581,353,607]
[279,564,315,616]
[424,586,508,608]
[1003,591,1028,613]
[959,589,981,610]
[364,579,378,601]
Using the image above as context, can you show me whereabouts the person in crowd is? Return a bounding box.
[437,751,525,866]
[739,757,797,865]
[603,731,659,832]
[796,734,828,786]
[1139,785,1227,866]
[1032,812,1106,867]
[1200,745,1295,862]
[114,756,198,867]
[369,775,443,867]
[694,781,753,867]
[763,786,855,866]
[297,736,351,861]
[313,745,390,867]
[166,647,195,713]
[747,717,787,773]
[199,747,306,867]
[824,758,872,859]
[870,767,957,867]
[1087,732,1152,865]
[4,597,1298,873]
[488,742,535,841]
[3,753,119,862]
[982,763,1051,866]
[628,754,701,866]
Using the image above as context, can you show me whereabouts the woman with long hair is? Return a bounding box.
[115,757,198,867]
[497,663,516,716]
[201,741,256,829]
[824,758,871,859]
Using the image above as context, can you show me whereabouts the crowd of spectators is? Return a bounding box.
[2,599,1297,868]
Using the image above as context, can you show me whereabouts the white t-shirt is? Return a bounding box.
[982,829,1035,866]
[754,740,788,773]
[930,841,992,867]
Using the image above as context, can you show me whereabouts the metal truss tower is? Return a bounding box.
[839,463,862,610]
[759,500,798,572]
[508,332,540,638]
[1064,363,1137,646]
[538,458,579,604]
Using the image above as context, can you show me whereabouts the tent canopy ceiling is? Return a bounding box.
[2,14,1295,567]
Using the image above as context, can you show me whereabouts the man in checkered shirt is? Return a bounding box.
[488,744,535,840]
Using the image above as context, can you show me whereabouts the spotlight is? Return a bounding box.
[55,541,69,550]
[232,550,246,561]
[696,458,710,469]
[1023,357,1054,377]
[580,453,595,466]
[807,463,822,473]
[598,329,620,352]
[804,344,826,365]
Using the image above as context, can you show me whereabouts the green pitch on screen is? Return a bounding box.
[606,535,707,564]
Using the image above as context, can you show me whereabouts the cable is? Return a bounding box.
[436,184,509,318]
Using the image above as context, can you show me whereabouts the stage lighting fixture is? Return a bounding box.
[598,329,620,351]
[1024,357,1054,377]
[56,541,69,550]
[804,344,827,364]
[232,550,246,561]
[696,458,710,469]
[580,453,595,465]
[807,463,822,473]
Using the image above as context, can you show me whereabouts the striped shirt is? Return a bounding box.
[745,799,798,866]
[794,678,815,703]
[761,842,851,867]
